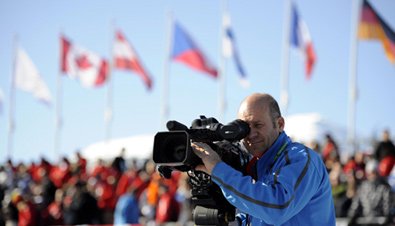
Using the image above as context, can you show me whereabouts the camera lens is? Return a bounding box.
[153,131,189,165]
[163,137,186,162]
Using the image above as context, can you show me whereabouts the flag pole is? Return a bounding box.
[347,0,362,154]
[280,0,292,117]
[217,0,227,123]
[105,19,115,144]
[160,10,173,131]
[55,31,63,162]
[7,34,18,160]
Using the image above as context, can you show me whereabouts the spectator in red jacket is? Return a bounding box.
[31,157,52,183]
[49,157,71,188]
[91,159,108,179]
[322,134,339,162]
[95,173,116,224]
[115,167,138,198]
[343,151,366,180]
[76,151,87,179]
[155,184,180,224]
[12,191,36,226]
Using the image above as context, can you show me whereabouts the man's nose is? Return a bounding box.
[247,127,257,139]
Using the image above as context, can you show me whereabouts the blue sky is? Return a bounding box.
[0,0,394,164]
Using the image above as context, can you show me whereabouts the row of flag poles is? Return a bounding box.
[2,0,395,160]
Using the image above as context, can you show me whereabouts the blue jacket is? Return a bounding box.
[113,193,140,225]
[211,131,336,225]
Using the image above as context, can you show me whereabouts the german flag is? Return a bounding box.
[359,0,395,64]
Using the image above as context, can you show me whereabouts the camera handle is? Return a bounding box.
[157,165,173,179]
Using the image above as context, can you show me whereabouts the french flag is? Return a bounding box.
[290,4,316,80]
[171,21,217,78]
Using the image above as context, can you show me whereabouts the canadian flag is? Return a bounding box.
[61,35,108,88]
[113,30,153,90]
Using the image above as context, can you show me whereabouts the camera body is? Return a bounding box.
[153,116,251,226]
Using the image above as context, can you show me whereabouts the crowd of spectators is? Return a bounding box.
[0,149,192,226]
[322,129,395,225]
[0,129,395,226]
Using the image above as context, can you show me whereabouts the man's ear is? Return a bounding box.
[277,117,285,132]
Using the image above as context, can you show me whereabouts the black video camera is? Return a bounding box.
[153,116,251,226]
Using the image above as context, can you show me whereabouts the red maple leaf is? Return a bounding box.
[75,54,92,69]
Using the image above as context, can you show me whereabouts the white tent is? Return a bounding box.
[284,112,347,147]
[80,113,349,166]
[80,134,155,169]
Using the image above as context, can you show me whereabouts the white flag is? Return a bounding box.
[14,46,52,104]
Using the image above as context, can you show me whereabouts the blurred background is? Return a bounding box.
[1,0,395,225]
[0,0,394,164]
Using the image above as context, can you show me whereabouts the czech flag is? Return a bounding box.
[290,4,316,80]
[359,0,395,64]
[171,21,217,78]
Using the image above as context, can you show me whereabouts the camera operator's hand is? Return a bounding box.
[192,142,222,175]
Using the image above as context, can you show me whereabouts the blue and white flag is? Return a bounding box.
[223,12,249,88]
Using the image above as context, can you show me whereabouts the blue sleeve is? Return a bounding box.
[211,153,322,225]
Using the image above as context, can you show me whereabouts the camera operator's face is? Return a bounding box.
[238,103,283,158]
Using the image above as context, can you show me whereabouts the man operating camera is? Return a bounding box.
[192,93,336,226]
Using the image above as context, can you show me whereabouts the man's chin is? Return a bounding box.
[247,148,260,156]
[247,145,266,157]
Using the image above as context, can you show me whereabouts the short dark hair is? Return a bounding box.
[268,97,281,128]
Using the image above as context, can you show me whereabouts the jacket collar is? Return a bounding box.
[258,131,291,169]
